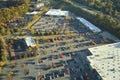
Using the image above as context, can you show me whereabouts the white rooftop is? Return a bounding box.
[88,42,120,80]
[45,9,69,16]
[76,17,101,33]
[25,37,36,47]
[26,11,40,15]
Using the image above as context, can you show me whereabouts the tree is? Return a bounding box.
[23,67,29,76]
[0,67,2,73]
[64,31,68,35]
[41,32,44,36]
[113,10,118,16]
[0,35,8,62]
[52,61,56,68]
[24,53,28,58]
[54,31,59,35]
[21,61,25,68]
[2,8,11,22]
[51,48,54,53]
[20,32,25,36]
[18,27,22,32]
[33,15,39,20]
[28,47,32,52]
[0,35,6,47]
[0,27,5,35]
[43,50,46,55]
[6,71,13,80]
[50,32,54,35]
[6,29,11,35]
[59,53,63,58]
[35,37,39,49]
[33,49,38,56]
[37,74,43,80]
[66,67,70,75]
[1,55,8,64]
[38,56,41,63]
[10,61,16,69]
[30,28,35,35]
[21,0,30,5]
[56,43,58,47]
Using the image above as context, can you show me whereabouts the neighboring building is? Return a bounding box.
[26,11,40,16]
[88,42,120,80]
[10,39,28,60]
[45,9,69,16]
[9,38,36,60]
[34,3,44,9]
[76,17,101,33]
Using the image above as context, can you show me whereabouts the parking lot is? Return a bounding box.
[1,15,113,80]
[32,16,67,33]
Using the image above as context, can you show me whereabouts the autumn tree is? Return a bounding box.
[6,71,13,80]
[34,37,39,49]
[6,29,11,35]
[30,28,35,35]
[0,35,8,61]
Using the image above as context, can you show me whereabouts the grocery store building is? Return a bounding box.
[88,42,120,80]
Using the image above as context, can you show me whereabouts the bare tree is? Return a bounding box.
[51,48,54,53]
[10,61,15,69]
[6,71,13,80]
[37,74,43,80]
[52,61,56,68]
[38,56,41,63]
[59,53,63,58]
[21,61,25,68]
[23,67,29,76]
